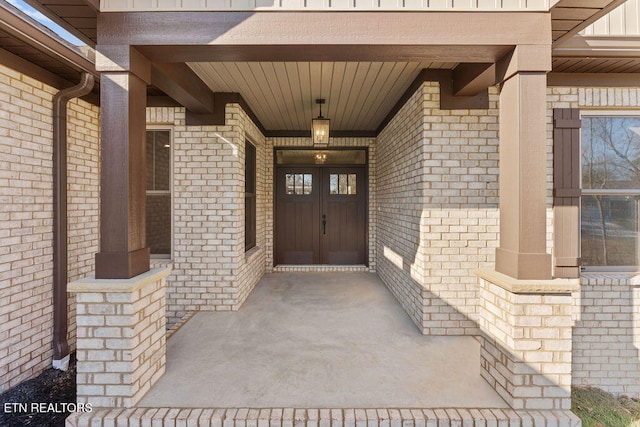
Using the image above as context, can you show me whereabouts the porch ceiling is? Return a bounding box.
[552,32,640,73]
[188,61,455,132]
[552,56,640,73]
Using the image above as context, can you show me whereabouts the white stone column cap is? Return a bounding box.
[68,267,172,293]
[475,268,580,294]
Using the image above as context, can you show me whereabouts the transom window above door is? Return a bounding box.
[276,149,366,165]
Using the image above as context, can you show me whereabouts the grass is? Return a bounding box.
[572,386,640,427]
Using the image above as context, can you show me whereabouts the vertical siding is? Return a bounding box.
[102,0,549,11]
[584,0,640,36]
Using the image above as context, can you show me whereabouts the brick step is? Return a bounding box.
[66,407,581,427]
[272,265,370,272]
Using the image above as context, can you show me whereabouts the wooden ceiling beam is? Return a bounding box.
[138,45,513,64]
[452,63,495,97]
[185,92,266,134]
[151,62,215,114]
[99,11,550,47]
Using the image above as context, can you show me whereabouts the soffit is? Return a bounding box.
[188,61,455,132]
[0,27,76,78]
[25,0,98,47]
[552,0,640,75]
[552,57,640,73]
[551,0,629,44]
[0,1,98,96]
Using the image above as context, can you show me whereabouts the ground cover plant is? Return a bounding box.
[572,386,640,427]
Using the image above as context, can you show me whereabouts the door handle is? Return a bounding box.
[322,214,326,235]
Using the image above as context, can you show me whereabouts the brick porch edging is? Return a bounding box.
[66,407,580,426]
[272,265,370,273]
[166,311,197,340]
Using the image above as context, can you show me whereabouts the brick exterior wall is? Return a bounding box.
[146,105,266,326]
[574,274,640,396]
[376,82,499,335]
[547,86,640,397]
[0,64,99,392]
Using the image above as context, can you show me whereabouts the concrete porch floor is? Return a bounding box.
[139,272,507,409]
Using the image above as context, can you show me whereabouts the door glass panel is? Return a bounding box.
[330,173,357,195]
[295,174,303,194]
[348,174,357,195]
[330,174,339,194]
[286,173,313,195]
[303,174,312,195]
[286,173,295,194]
[339,174,348,194]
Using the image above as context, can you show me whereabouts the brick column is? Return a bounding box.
[68,268,171,407]
[476,268,579,410]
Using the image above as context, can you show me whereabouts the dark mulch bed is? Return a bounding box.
[0,354,77,427]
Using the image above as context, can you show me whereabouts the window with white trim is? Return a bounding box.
[146,129,172,257]
[581,113,640,269]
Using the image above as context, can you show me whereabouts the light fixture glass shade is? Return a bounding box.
[312,118,330,145]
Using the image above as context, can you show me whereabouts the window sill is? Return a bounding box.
[581,271,640,286]
[151,258,173,269]
[245,245,261,260]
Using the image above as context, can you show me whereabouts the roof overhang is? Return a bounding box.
[23,0,98,47]
[551,0,630,46]
[8,0,639,130]
[0,1,98,102]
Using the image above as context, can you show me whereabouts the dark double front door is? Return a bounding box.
[275,166,366,265]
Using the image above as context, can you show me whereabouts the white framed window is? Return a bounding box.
[146,128,173,258]
[581,111,640,270]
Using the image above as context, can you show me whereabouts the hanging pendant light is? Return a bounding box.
[312,98,330,145]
